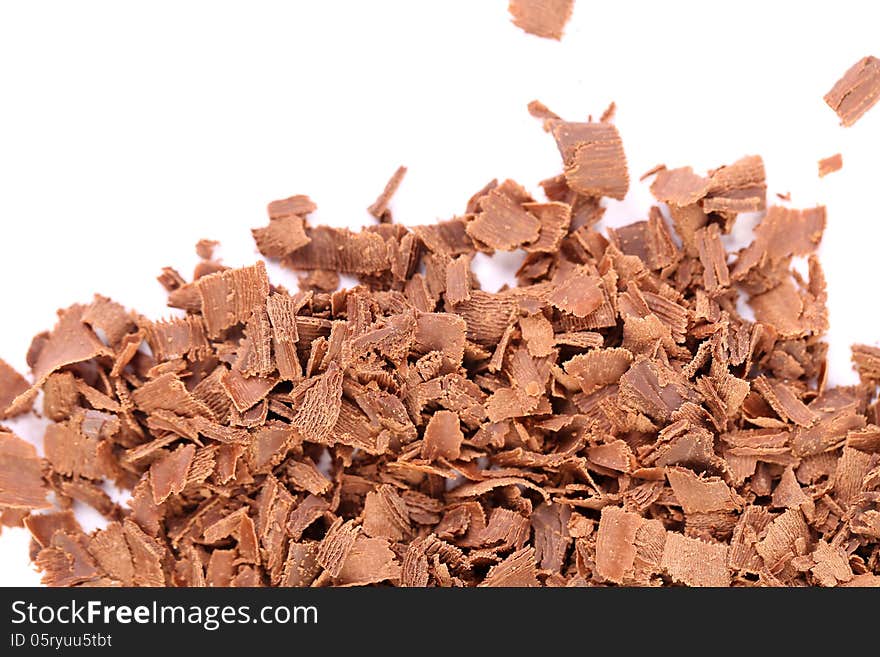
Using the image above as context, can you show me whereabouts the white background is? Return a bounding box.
[1,1,878,585]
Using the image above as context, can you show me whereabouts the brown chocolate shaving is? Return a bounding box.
[508,0,574,41]
[466,183,540,251]
[367,165,407,222]
[0,359,31,419]
[661,532,730,587]
[824,55,880,126]
[553,121,629,200]
[0,431,50,510]
[818,153,843,178]
[253,215,311,260]
[197,262,270,337]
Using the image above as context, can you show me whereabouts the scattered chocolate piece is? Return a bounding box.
[0,358,31,419]
[252,215,310,258]
[508,0,574,41]
[466,181,541,250]
[1,100,879,588]
[0,431,50,511]
[599,101,616,123]
[553,121,630,200]
[367,165,407,223]
[527,99,561,132]
[824,55,880,126]
[661,532,730,587]
[195,239,219,260]
[818,153,843,178]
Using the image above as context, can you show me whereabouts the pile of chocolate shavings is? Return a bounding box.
[1,100,880,588]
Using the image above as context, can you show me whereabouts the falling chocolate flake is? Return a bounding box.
[2,99,880,588]
[552,121,630,200]
[150,444,196,504]
[818,153,843,178]
[508,0,574,41]
[824,56,880,127]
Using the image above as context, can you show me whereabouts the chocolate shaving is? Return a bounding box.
[150,444,196,504]
[479,546,539,586]
[661,532,730,587]
[552,121,629,200]
[549,269,604,318]
[466,183,540,251]
[0,359,31,419]
[818,153,843,178]
[508,0,574,41]
[666,466,740,514]
[3,98,880,588]
[197,262,270,337]
[421,410,464,461]
[0,431,50,510]
[253,215,311,258]
[852,344,880,385]
[824,55,880,126]
[368,165,407,222]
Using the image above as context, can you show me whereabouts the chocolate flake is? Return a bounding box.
[824,56,880,127]
[661,532,730,587]
[852,344,880,384]
[0,359,31,419]
[197,262,270,337]
[368,165,407,222]
[335,536,401,586]
[553,121,630,200]
[666,466,740,514]
[548,269,603,317]
[818,153,843,178]
[479,546,539,586]
[252,215,311,259]
[150,444,196,504]
[466,184,541,251]
[0,431,50,510]
[317,518,359,578]
[421,410,464,461]
[595,506,643,584]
